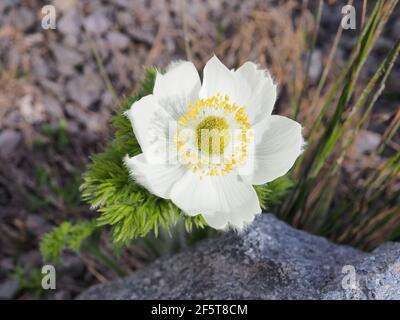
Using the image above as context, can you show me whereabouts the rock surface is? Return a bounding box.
[78,214,400,300]
[0,129,22,157]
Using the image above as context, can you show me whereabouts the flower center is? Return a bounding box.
[175,93,252,179]
[196,116,231,155]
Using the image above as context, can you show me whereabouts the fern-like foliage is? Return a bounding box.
[255,176,294,211]
[80,69,206,245]
[79,68,292,245]
[40,221,97,263]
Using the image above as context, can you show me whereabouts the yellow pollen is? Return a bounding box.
[196,116,230,155]
[176,93,251,178]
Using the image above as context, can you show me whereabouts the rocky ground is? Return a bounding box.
[79,214,400,300]
[0,0,399,299]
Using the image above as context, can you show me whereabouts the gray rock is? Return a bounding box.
[84,10,111,35]
[354,130,381,155]
[38,78,65,99]
[10,7,35,31]
[309,50,323,84]
[59,254,85,278]
[128,29,154,46]
[58,9,82,36]
[25,214,51,236]
[43,95,64,121]
[386,70,400,94]
[114,0,131,8]
[391,20,400,39]
[66,66,103,109]
[64,103,87,124]
[0,279,19,300]
[78,214,400,300]
[0,129,21,156]
[374,37,395,57]
[64,103,105,133]
[116,11,135,28]
[52,290,72,300]
[51,44,84,75]
[24,33,44,47]
[31,54,52,80]
[0,258,14,274]
[53,0,78,13]
[18,250,41,268]
[323,243,400,300]
[106,32,130,50]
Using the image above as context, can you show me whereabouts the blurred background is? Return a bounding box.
[0,0,399,299]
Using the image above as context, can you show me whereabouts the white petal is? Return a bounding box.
[228,201,261,230]
[170,171,261,227]
[125,95,160,154]
[236,62,277,124]
[199,55,251,106]
[203,212,229,230]
[154,61,200,102]
[203,193,261,231]
[125,94,175,163]
[159,94,197,121]
[124,154,185,199]
[243,115,304,185]
[170,171,226,216]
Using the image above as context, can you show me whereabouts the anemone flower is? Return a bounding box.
[124,56,304,230]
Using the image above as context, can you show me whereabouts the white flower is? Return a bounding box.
[124,56,304,231]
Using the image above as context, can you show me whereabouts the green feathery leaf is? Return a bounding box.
[40,221,97,263]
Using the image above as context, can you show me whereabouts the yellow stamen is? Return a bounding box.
[176,94,251,179]
[196,116,230,155]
